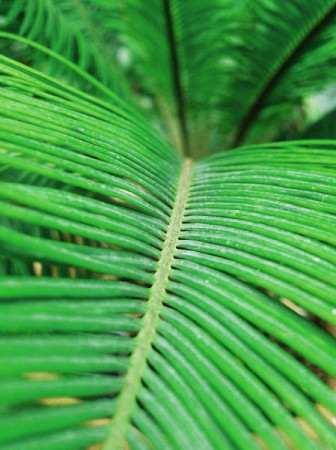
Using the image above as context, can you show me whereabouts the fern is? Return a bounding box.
[1,0,125,95]
[0,1,336,450]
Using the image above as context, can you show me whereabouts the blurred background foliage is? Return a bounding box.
[1,0,336,155]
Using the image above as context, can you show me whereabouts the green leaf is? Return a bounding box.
[1,2,336,450]
[89,0,245,156]
[4,1,336,152]
[1,0,126,96]
[228,0,336,146]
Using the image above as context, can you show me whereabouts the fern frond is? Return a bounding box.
[95,0,336,154]
[2,0,124,95]
[1,56,336,449]
[114,0,243,156]
[229,0,336,146]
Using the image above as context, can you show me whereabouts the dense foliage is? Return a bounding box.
[0,1,336,449]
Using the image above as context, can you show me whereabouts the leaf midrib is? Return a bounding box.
[163,0,190,157]
[102,158,193,450]
[232,1,336,148]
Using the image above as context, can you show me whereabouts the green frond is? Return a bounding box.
[5,0,336,155]
[113,0,244,156]
[228,0,336,147]
[1,55,336,449]
[86,0,336,154]
[1,1,336,449]
[1,0,125,95]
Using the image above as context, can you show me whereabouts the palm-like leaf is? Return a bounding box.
[113,0,244,156]
[228,0,336,146]
[4,0,336,153]
[1,1,336,449]
[1,0,124,95]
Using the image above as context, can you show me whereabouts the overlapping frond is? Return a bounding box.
[89,0,336,153]
[114,0,244,156]
[0,56,336,449]
[1,0,336,448]
[4,0,336,154]
[1,0,124,95]
[228,0,336,147]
